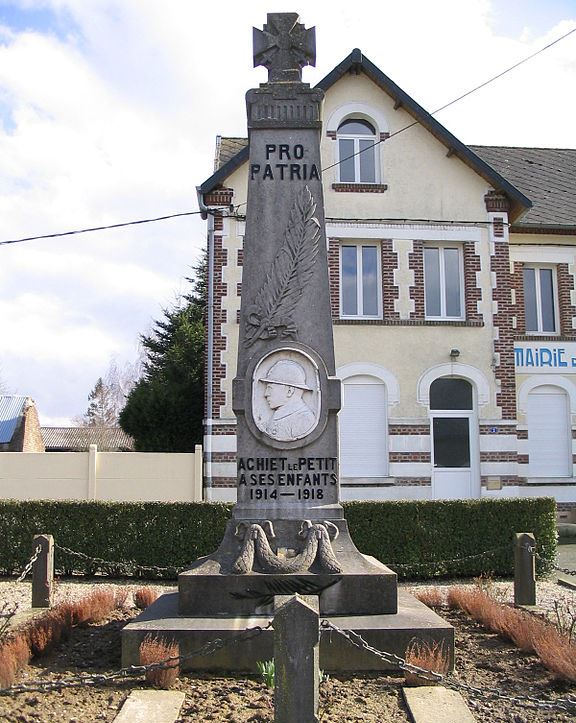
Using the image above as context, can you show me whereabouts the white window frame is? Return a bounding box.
[523,265,559,335]
[336,119,380,184]
[339,242,382,319]
[424,243,465,321]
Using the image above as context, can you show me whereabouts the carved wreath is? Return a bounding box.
[244,185,320,347]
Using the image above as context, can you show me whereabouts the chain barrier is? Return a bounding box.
[0,620,273,696]
[321,620,576,714]
[54,543,186,576]
[523,543,576,579]
[388,544,510,571]
[14,544,42,584]
[54,542,512,578]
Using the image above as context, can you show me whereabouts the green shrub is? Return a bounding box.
[344,498,557,578]
[0,497,555,579]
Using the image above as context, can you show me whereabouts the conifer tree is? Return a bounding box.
[119,252,206,451]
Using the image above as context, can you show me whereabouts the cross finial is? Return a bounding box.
[253,13,316,83]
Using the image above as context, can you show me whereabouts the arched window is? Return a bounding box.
[337,118,378,183]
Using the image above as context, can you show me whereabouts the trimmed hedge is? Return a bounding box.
[0,497,556,580]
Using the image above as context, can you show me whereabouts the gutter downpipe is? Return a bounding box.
[197,187,214,501]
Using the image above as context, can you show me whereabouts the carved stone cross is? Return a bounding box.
[253,12,316,83]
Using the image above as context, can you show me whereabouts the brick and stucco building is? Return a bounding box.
[197,49,576,517]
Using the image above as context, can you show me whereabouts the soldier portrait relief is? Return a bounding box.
[252,351,320,443]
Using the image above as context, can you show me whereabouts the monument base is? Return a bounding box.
[178,519,398,617]
[121,590,454,672]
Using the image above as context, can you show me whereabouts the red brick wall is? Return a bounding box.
[463,241,482,322]
[211,215,228,418]
[557,263,576,338]
[328,238,340,320]
[381,240,399,320]
[491,241,517,418]
[409,240,425,319]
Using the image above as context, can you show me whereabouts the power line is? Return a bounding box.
[0,210,206,246]
[2,24,574,247]
[321,25,576,173]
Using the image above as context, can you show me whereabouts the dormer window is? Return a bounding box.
[337,118,378,183]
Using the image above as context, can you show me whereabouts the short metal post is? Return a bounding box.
[273,594,319,723]
[32,534,54,608]
[514,532,536,606]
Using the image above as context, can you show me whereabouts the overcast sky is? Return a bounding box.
[1,0,575,424]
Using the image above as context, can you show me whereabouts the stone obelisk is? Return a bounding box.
[179,12,397,609]
[123,14,454,671]
[233,13,341,523]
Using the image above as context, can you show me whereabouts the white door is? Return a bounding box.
[527,386,571,477]
[431,413,474,499]
[340,376,388,477]
[429,377,477,499]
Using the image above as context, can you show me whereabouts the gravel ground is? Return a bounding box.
[0,571,575,721]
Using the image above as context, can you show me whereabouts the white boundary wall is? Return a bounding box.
[0,445,203,502]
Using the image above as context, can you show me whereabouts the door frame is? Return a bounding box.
[430,409,480,500]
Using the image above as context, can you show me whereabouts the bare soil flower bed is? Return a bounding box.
[0,581,575,721]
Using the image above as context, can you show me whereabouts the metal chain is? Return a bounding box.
[388,544,510,570]
[321,620,576,714]
[0,621,273,696]
[55,543,186,575]
[524,543,576,578]
[15,544,42,583]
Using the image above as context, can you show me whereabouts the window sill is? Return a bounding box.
[332,183,388,193]
[334,318,484,327]
[515,334,573,341]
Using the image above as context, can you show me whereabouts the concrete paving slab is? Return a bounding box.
[403,685,475,722]
[113,690,185,723]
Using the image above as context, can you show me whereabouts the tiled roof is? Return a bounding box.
[0,395,28,443]
[215,137,250,171]
[41,427,135,451]
[470,146,576,229]
[214,137,575,229]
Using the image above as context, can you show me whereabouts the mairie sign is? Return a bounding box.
[514,342,576,372]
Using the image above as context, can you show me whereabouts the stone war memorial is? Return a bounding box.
[122,12,453,672]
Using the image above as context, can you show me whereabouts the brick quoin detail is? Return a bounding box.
[388,424,430,435]
[493,217,504,238]
[212,478,237,488]
[211,219,228,418]
[409,240,425,319]
[237,249,244,266]
[480,452,518,462]
[212,451,237,464]
[381,240,399,320]
[328,238,340,320]
[389,452,431,463]
[557,263,576,337]
[209,425,237,436]
[491,241,517,418]
[510,260,526,335]
[463,241,482,322]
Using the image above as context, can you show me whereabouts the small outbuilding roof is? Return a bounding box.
[41,427,135,451]
[0,395,29,443]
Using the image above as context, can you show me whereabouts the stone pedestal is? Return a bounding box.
[121,11,455,674]
[122,591,454,673]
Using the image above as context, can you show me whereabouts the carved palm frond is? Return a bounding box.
[245,185,320,346]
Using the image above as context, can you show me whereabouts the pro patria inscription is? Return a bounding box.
[250,144,320,182]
